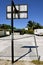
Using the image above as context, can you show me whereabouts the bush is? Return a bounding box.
[28,29,34,34]
[24,29,34,34]
[20,29,25,35]
[20,29,34,34]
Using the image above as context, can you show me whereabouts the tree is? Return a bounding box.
[27,21,36,30]
[27,21,42,30]
[26,20,43,34]
[0,24,16,31]
[35,23,42,29]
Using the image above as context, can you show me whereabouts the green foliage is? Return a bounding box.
[0,24,16,30]
[0,24,11,29]
[20,29,25,35]
[27,21,36,30]
[20,29,34,34]
[26,20,43,34]
[28,29,34,34]
[27,21,42,30]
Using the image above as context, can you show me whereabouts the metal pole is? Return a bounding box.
[11,0,14,63]
[34,36,39,60]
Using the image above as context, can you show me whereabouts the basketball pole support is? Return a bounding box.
[11,0,14,64]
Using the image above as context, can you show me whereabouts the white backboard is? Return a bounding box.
[6,5,28,19]
[20,5,27,11]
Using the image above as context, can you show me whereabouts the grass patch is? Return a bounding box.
[31,60,43,65]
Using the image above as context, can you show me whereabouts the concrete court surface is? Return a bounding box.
[0,34,43,61]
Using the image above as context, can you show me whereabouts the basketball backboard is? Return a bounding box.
[6,5,28,19]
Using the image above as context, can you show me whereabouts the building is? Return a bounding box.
[14,29,22,35]
[0,30,10,37]
[34,29,43,35]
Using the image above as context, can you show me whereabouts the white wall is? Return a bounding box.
[34,29,43,35]
[6,31,10,35]
[0,30,5,36]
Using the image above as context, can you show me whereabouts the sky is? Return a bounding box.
[0,0,43,29]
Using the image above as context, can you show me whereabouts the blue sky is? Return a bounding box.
[0,0,43,29]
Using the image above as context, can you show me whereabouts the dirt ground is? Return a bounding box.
[0,60,35,65]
